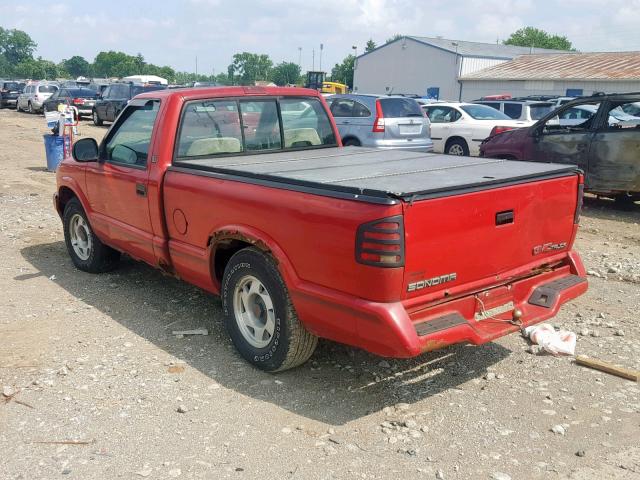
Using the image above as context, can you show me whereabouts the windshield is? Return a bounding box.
[530,103,553,120]
[378,97,423,118]
[131,84,167,96]
[38,85,58,93]
[460,104,511,120]
[68,88,98,98]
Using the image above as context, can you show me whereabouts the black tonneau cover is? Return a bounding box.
[172,147,579,204]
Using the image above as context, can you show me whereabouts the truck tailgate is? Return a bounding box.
[403,174,580,300]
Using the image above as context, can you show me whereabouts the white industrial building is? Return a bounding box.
[458,52,640,100]
[353,36,563,100]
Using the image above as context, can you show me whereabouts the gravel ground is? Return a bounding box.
[0,108,639,480]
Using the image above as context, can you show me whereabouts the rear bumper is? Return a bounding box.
[367,138,434,153]
[292,250,587,358]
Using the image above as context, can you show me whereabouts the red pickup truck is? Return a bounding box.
[55,86,588,371]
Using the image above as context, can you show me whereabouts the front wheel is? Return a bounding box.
[63,198,120,273]
[446,139,469,156]
[92,110,103,126]
[222,248,318,372]
[27,102,33,114]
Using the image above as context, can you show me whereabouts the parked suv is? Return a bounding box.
[327,94,433,152]
[473,99,554,123]
[92,82,167,125]
[17,81,59,113]
[0,80,25,108]
[480,93,640,203]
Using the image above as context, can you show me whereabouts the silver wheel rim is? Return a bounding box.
[448,144,465,155]
[233,275,276,349]
[69,213,92,261]
[93,111,98,123]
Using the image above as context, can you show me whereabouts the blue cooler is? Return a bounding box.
[43,134,64,171]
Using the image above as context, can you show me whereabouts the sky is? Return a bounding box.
[3,0,640,75]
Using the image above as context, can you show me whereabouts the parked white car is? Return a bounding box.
[421,102,531,156]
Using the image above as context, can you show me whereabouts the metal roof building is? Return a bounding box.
[459,52,640,100]
[352,36,564,100]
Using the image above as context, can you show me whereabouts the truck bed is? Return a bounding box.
[171,147,579,204]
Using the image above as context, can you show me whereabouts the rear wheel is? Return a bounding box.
[93,110,103,126]
[222,248,318,372]
[614,194,638,206]
[343,138,361,147]
[27,102,33,114]
[63,198,120,273]
[446,138,469,156]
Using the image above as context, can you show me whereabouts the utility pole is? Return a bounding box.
[298,47,302,69]
[195,56,198,76]
[319,43,324,71]
[312,48,315,71]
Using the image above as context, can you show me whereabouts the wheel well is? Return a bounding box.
[444,136,467,149]
[57,187,77,216]
[342,136,361,146]
[212,238,264,283]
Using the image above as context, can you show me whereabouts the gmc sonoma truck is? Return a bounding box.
[55,86,588,372]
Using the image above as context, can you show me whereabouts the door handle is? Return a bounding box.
[136,183,147,197]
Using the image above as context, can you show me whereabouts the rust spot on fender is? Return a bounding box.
[421,339,449,353]
[209,230,275,263]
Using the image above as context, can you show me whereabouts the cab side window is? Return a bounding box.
[104,100,160,167]
[542,102,601,134]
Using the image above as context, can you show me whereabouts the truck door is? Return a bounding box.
[85,99,160,264]
[587,100,640,193]
[526,102,601,172]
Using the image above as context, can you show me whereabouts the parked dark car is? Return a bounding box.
[92,82,166,125]
[42,87,99,118]
[0,81,26,108]
[480,93,640,203]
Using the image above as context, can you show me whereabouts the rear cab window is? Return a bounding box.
[175,96,336,161]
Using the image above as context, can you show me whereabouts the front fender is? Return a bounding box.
[55,173,92,219]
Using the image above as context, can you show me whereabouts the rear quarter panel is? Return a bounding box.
[162,171,404,303]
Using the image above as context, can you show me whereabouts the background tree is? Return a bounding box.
[385,34,403,44]
[270,61,301,86]
[504,27,574,51]
[365,39,376,52]
[63,55,91,77]
[227,52,273,85]
[0,27,37,65]
[331,54,355,88]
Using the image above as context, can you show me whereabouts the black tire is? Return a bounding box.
[343,138,361,147]
[92,109,103,126]
[221,248,318,372]
[446,138,469,156]
[614,195,638,206]
[63,198,120,273]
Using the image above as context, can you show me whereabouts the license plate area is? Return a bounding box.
[399,124,421,134]
[474,285,514,321]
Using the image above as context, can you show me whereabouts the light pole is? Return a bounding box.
[298,47,302,69]
[319,43,324,71]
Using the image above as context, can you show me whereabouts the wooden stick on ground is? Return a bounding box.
[575,355,640,382]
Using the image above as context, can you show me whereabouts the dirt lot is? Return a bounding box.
[0,108,639,480]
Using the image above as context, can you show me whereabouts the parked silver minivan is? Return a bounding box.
[17,81,59,113]
[327,94,433,152]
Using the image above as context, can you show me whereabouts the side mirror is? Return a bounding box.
[72,138,99,162]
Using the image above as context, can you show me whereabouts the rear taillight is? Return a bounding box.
[356,216,404,267]
[574,175,584,224]
[72,98,85,105]
[489,126,515,137]
[372,99,385,133]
